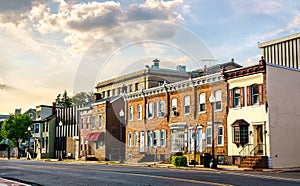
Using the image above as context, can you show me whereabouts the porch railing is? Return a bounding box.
[239,144,253,157]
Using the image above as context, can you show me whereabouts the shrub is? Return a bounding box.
[172,155,187,167]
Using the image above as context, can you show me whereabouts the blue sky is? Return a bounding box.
[1,0,300,113]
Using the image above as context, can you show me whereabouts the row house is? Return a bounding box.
[125,72,229,164]
[223,57,300,169]
[78,95,124,161]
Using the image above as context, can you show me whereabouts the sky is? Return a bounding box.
[1,0,300,114]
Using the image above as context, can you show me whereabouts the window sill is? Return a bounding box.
[184,113,190,116]
[199,111,206,114]
[214,109,222,112]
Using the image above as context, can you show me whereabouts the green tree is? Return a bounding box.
[72,92,95,107]
[56,90,73,107]
[0,114,32,158]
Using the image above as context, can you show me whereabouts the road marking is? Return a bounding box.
[111,171,233,186]
[223,172,300,183]
[0,178,31,186]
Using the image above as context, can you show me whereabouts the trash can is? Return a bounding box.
[202,153,211,168]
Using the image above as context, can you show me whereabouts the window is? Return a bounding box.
[214,90,222,111]
[232,119,249,145]
[135,83,139,91]
[171,129,184,152]
[160,130,166,147]
[137,105,142,120]
[34,124,39,133]
[206,126,212,146]
[86,117,90,129]
[102,91,105,98]
[147,102,154,119]
[152,130,160,147]
[97,140,104,149]
[129,84,133,92]
[98,115,102,129]
[199,93,206,112]
[129,106,134,121]
[112,89,115,96]
[158,81,164,86]
[134,131,138,147]
[171,98,177,111]
[184,96,190,114]
[91,116,96,129]
[107,90,110,97]
[233,88,241,107]
[247,84,263,106]
[81,118,84,129]
[217,126,224,146]
[157,101,166,117]
[251,84,259,105]
[128,132,132,147]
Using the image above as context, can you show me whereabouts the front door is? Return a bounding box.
[197,128,203,152]
[140,131,144,153]
[255,125,264,155]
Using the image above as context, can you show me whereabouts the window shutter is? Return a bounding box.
[259,84,264,105]
[229,89,233,108]
[240,87,245,107]
[247,86,251,106]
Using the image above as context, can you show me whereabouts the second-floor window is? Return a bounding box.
[129,106,133,121]
[92,116,96,129]
[199,93,206,112]
[81,118,84,129]
[86,117,90,129]
[184,96,190,114]
[214,90,222,111]
[157,101,166,117]
[233,88,241,107]
[98,115,102,129]
[147,102,154,119]
[137,105,142,120]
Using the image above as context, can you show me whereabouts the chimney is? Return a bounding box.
[231,58,234,63]
[94,93,102,100]
[259,56,266,66]
[52,102,57,115]
[152,59,160,69]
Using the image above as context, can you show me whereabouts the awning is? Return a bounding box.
[231,119,250,127]
[86,132,102,141]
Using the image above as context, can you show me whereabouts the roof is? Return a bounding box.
[259,32,300,48]
[231,119,250,127]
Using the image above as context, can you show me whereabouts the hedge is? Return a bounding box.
[172,155,187,167]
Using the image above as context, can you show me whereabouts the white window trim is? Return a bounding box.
[199,93,206,113]
[184,96,191,115]
[214,90,222,112]
[137,105,142,120]
[129,106,134,121]
[147,102,155,119]
[128,132,132,147]
[217,126,224,146]
[206,126,212,147]
[157,101,166,118]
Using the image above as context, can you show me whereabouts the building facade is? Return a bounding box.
[125,72,229,164]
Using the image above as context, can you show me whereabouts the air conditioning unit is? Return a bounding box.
[171,111,179,117]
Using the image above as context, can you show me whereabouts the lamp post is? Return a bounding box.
[209,94,217,169]
[58,121,63,161]
[27,126,31,160]
[119,109,124,163]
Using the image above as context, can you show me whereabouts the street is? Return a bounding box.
[1,160,300,186]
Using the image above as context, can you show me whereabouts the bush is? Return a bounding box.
[172,155,187,167]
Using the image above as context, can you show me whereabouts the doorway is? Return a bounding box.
[254,125,263,155]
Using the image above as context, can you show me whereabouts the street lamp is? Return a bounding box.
[119,109,124,163]
[27,126,31,160]
[209,94,217,169]
[58,121,63,161]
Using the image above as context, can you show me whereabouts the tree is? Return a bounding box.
[72,92,95,107]
[56,90,73,107]
[0,114,32,158]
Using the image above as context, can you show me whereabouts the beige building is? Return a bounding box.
[95,59,199,99]
[224,58,300,168]
[259,32,300,69]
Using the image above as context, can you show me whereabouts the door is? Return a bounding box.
[197,128,203,152]
[147,131,151,152]
[140,131,145,153]
[255,125,263,155]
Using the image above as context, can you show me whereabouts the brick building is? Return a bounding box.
[125,72,229,164]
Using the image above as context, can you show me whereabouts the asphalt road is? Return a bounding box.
[1,160,300,186]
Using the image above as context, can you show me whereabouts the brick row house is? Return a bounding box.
[125,72,229,164]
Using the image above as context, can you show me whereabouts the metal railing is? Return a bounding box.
[250,144,264,156]
[239,144,253,157]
